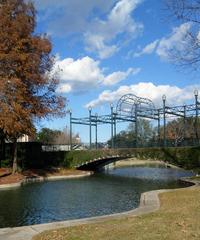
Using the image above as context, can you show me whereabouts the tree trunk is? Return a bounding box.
[0,136,5,168]
[12,139,18,174]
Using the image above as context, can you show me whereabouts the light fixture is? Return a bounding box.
[162,94,166,101]
[194,89,198,97]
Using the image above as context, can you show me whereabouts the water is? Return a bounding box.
[0,166,193,228]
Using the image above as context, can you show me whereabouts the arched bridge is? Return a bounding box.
[76,155,130,171]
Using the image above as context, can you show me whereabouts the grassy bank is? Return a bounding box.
[33,186,200,240]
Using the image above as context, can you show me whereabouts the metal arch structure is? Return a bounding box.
[116,94,158,120]
[69,91,200,150]
[115,94,159,148]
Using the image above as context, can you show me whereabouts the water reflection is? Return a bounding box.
[0,166,193,228]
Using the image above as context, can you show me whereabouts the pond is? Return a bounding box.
[0,165,193,228]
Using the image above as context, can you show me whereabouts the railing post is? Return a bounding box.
[194,90,199,143]
[69,110,72,151]
[162,95,166,147]
[183,105,186,146]
[135,104,138,148]
[114,112,117,148]
[95,113,98,149]
[157,109,160,147]
[89,107,92,149]
[111,103,114,149]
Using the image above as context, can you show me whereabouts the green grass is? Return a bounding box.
[190,176,200,180]
[33,187,200,240]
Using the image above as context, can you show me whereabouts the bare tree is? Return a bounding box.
[54,127,80,145]
[165,0,200,70]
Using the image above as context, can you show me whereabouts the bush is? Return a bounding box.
[2,143,200,171]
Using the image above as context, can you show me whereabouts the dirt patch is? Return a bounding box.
[0,168,89,185]
[0,168,11,177]
[0,172,23,184]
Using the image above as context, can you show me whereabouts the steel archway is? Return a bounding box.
[69,91,200,149]
[116,94,157,120]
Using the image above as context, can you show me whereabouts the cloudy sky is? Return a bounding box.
[33,0,200,142]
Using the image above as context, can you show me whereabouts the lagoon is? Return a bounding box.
[0,165,193,228]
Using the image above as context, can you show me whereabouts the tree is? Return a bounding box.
[54,127,80,145]
[165,0,200,70]
[53,127,71,145]
[0,0,65,173]
[36,128,62,144]
[37,127,81,145]
[0,129,6,167]
[108,119,156,148]
[165,119,185,146]
[128,118,155,145]
[162,117,200,145]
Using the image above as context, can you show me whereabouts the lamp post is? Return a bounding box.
[110,103,114,149]
[157,109,160,147]
[135,103,138,148]
[88,107,92,149]
[183,104,186,146]
[162,95,166,147]
[194,90,199,142]
[69,109,72,151]
[114,111,117,148]
[95,113,98,149]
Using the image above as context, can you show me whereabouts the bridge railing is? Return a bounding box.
[108,138,200,149]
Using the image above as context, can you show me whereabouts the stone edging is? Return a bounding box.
[0,178,198,240]
[0,171,92,190]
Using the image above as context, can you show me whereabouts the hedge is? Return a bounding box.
[63,147,200,170]
[1,143,200,171]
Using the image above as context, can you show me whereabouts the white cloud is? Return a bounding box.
[134,23,192,60]
[32,0,143,59]
[85,82,199,108]
[156,23,191,59]
[85,34,118,59]
[134,40,159,57]
[103,68,141,86]
[85,0,143,58]
[32,0,116,35]
[54,56,140,93]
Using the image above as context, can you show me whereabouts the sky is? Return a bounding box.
[32,0,200,143]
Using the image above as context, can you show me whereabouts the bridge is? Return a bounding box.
[76,154,130,171]
[65,145,200,171]
[68,92,200,150]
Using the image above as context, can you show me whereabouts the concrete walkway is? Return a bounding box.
[0,178,197,240]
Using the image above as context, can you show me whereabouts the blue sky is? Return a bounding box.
[32,0,200,142]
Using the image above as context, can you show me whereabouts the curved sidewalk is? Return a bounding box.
[0,179,198,240]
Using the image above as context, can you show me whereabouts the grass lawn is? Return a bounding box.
[33,186,200,240]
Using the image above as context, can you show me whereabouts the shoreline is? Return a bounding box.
[113,158,181,169]
[0,170,93,190]
[0,159,189,190]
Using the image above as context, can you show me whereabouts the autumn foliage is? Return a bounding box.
[0,0,65,172]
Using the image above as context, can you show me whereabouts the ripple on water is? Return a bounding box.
[0,166,193,228]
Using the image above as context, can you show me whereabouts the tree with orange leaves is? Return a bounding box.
[0,0,65,173]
